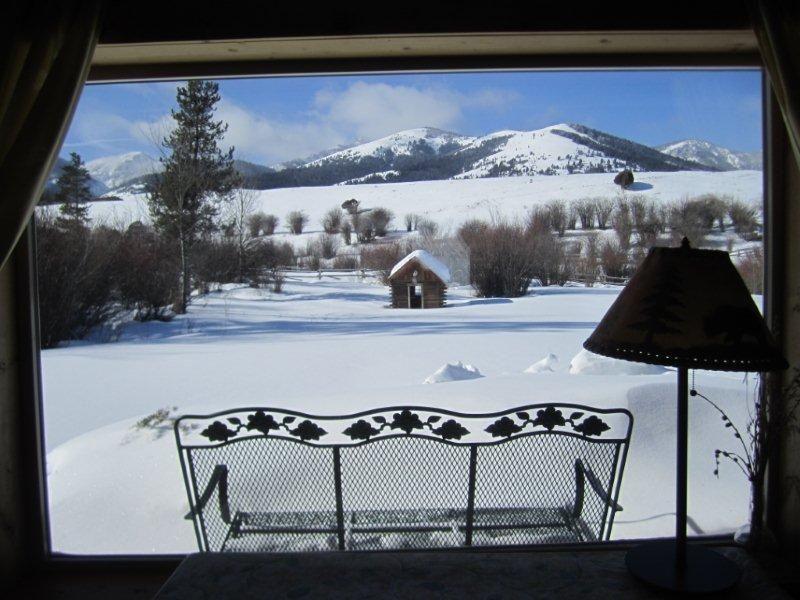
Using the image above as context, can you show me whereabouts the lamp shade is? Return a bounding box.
[584,239,787,372]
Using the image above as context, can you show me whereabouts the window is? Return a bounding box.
[38,69,764,555]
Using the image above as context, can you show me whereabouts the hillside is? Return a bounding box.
[657,139,762,171]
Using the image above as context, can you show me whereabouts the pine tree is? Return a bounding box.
[148,80,236,314]
[56,152,92,227]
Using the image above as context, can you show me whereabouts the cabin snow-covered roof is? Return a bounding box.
[389,249,450,284]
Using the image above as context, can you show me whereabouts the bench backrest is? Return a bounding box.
[175,404,633,552]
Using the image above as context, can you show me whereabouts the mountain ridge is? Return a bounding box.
[56,124,758,193]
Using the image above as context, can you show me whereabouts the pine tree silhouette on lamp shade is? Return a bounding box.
[584,238,787,594]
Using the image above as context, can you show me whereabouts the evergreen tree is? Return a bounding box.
[148,80,236,313]
[56,152,92,227]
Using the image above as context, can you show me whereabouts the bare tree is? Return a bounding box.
[223,188,258,282]
[594,197,615,229]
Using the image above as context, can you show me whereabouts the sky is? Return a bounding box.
[64,70,762,166]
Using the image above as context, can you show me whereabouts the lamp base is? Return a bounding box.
[626,540,741,594]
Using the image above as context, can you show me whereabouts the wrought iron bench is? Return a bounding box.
[175,404,632,553]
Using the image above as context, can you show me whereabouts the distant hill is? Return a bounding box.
[71,123,748,194]
[241,123,713,189]
[656,139,762,171]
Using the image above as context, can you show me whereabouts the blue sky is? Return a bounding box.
[65,70,762,166]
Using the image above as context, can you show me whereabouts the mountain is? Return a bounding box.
[242,123,712,189]
[77,124,724,194]
[86,152,163,189]
[656,139,762,171]
[43,157,108,198]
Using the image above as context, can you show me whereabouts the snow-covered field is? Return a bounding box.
[90,170,762,250]
[44,273,756,555]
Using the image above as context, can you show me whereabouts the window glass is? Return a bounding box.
[40,70,763,554]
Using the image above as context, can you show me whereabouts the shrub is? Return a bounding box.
[457,219,489,248]
[262,214,278,235]
[463,220,544,296]
[594,198,615,229]
[270,269,285,293]
[728,199,759,240]
[611,200,633,250]
[287,210,308,234]
[370,207,394,237]
[117,222,179,321]
[668,198,707,247]
[567,204,578,230]
[572,199,595,230]
[417,218,438,238]
[404,213,415,232]
[599,239,630,278]
[340,220,352,245]
[694,194,728,232]
[194,237,239,289]
[322,207,344,234]
[333,255,359,269]
[354,213,376,243]
[247,212,266,237]
[35,212,123,348]
[546,200,568,236]
[360,243,405,283]
[735,247,763,294]
[319,233,338,259]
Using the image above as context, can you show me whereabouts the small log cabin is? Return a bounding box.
[388,250,450,309]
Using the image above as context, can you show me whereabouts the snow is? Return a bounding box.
[423,361,483,384]
[568,348,670,376]
[84,170,763,246]
[524,353,558,373]
[308,127,472,166]
[658,139,762,171]
[389,249,451,283]
[86,151,161,189]
[42,277,757,554]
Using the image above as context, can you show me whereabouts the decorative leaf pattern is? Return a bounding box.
[343,419,382,441]
[200,411,328,442]
[485,408,610,439]
[198,406,613,445]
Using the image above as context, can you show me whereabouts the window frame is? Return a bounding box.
[19,39,773,565]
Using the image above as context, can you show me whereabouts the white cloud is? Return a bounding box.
[314,82,463,140]
[215,100,346,165]
[68,81,519,165]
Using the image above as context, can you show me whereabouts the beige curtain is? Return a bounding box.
[751,0,800,166]
[0,1,102,270]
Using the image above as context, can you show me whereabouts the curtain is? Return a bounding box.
[751,0,800,166]
[0,1,102,270]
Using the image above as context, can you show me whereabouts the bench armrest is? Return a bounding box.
[572,458,623,522]
[184,464,232,524]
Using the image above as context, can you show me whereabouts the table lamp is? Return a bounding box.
[583,238,787,594]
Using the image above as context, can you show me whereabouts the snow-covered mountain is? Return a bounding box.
[75,124,735,193]
[254,123,709,189]
[86,152,163,189]
[307,127,474,166]
[44,157,108,197]
[656,139,762,171]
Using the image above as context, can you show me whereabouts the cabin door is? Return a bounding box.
[408,284,422,308]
